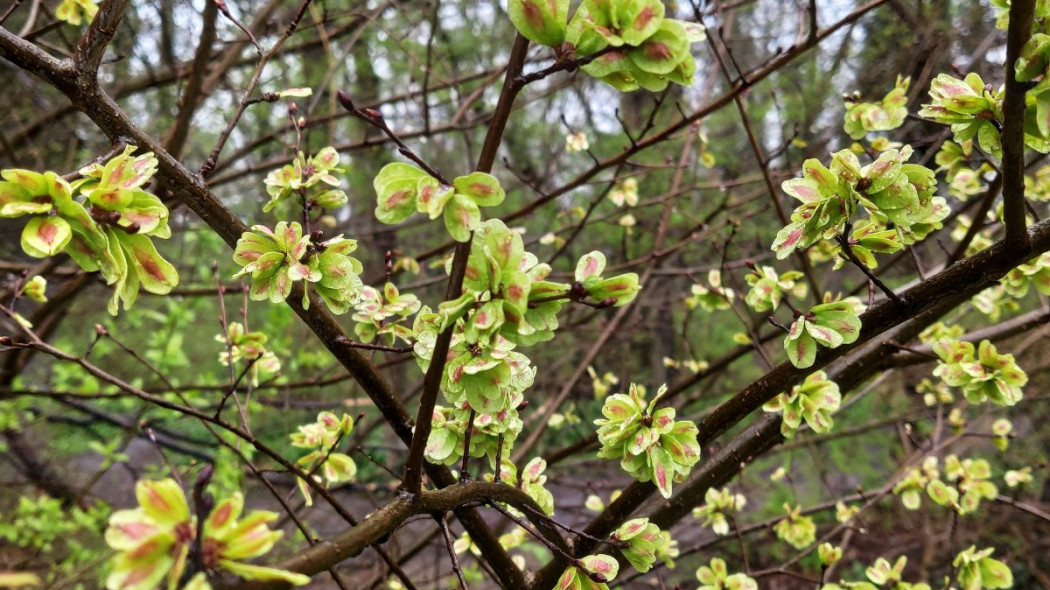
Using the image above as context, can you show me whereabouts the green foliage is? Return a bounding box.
[289,412,358,506]
[772,503,816,549]
[555,554,619,589]
[21,275,47,303]
[942,455,999,514]
[932,340,1027,406]
[594,383,700,498]
[0,495,108,585]
[918,74,1007,157]
[352,282,421,344]
[686,270,734,312]
[612,517,675,573]
[954,546,1014,590]
[564,0,705,91]
[508,0,569,46]
[743,265,806,312]
[773,147,946,263]
[1002,251,1050,297]
[695,557,757,590]
[232,221,364,312]
[843,76,910,139]
[55,0,98,25]
[763,370,841,438]
[892,456,941,511]
[372,163,505,242]
[104,478,309,590]
[496,457,555,515]
[574,250,641,307]
[692,486,746,536]
[217,322,281,386]
[262,147,347,213]
[1,147,179,315]
[783,298,862,369]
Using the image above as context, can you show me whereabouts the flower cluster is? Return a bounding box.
[686,270,734,312]
[843,76,910,139]
[992,418,1012,451]
[823,554,935,590]
[423,402,524,468]
[588,366,620,398]
[763,370,841,438]
[773,503,816,549]
[289,412,358,506]
[56,0,98,25]
[352,282,421,344]
[783,297,862,369]
[21,276,47,303]
[1,147,179,315]
[506,0,705,92]
[373,163,505,241]
[743,265,806,312]
[415,219,637,467]
[892,456,942,510]
[936,455,998,515]
[932,340,1027,406]
[608,177,639,207]
[262,147,348,213]
[594,383,700,498]
[447,219,571,347]
[566,132,590,153]
[865,555,909,586]
[572,250,642,307]
[1002,251,1050,298]
[555,554,619,590]
[819,543,843,567]
[612,518,676,573]
[772,147,946,263]
[918,74,1007,157]
[692,487,746,536]
[570,1,706,92]
[216,322,281,386]
[498,457,555,515]
[416,314,536,416]
[232,221,364,313]
[104,479,309,590]
[695,558,756,590]
[954,546,1013,590]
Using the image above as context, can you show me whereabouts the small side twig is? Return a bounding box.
[438,514,469,590]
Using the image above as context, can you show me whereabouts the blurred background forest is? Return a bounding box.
[1,0,1049,588]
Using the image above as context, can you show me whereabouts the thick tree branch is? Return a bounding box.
[215,481,552,590]
[73,0,129,77]
[1001,0,1036,252]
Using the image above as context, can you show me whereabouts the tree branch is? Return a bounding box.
[215,481,553,590]
[1001,0,1036,252]
[401,33,531,496]
[73,0,130,77]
